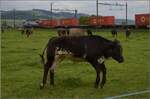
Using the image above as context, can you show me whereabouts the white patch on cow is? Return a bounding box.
[50,55,59,71]
[40,83,43,87]
[83,43,87,59]
[98,56,105,64]
[83,53,87,59]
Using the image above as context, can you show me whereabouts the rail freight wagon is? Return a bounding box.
[37,19,58,28]
[135,13,150,28]
[59,18,79,26]
[89,16,115,27]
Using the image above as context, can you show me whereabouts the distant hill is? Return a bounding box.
[1,9,89,20]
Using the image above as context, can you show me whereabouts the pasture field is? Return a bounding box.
[1,28,150,99]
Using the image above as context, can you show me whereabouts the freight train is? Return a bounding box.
[34,13,149,28]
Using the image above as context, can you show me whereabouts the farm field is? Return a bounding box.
[1,28,150,99]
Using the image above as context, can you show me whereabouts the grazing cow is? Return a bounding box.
[39,35,124,89]
[25,28,33,37]
[111,28,117,38]
[57,28,68,36]
[22,25,33,37]
[57,28,93,37]
[125,28,131,39]
[21,28,33,37]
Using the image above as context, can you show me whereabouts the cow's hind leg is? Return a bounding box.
[95,67,101,88]
[40,58,54,89]
[49,54,64,86]
[49,58,57,86]
[100,63,106,88]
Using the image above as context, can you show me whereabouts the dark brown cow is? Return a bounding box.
[57,28,92,37]
[39,35,124,89]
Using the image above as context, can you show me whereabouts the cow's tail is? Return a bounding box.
[39,43,48,65]
[39,37,57,66]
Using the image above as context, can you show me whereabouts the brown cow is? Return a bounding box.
[39,36,124,89]
[57,28,92,37]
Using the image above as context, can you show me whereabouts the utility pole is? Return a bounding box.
[13,9,16,28]
[126,2,128,27]
[32,9,34,20]
[75,9,77,18]
[50,3,53,20]
[96,0,98,26]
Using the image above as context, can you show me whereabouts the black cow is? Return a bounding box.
[111,28,117,38]
[39,35,124,89]
[26,29,33,37]
[22,25,33,37]
[125,28,131,39]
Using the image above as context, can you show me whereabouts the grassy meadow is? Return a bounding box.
[1,28,150,99]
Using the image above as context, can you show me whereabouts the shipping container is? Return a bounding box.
[37,19,58,28]
[135,13,150,28]
[59,18,79,26]
[90,16,115,26]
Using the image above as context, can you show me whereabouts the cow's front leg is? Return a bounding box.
[49,60,57,86]
[100,63,106,88]
[88,59,101,88]
[95,68,101,88]
[49,54,64,86]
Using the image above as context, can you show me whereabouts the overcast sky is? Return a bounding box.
[0,0,149,20]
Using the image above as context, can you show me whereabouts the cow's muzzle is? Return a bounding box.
[118,57,124,63]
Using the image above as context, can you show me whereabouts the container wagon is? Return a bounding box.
[37,19,58,28]
[135,13,150,28]
[89,16,115,27]
[59,18,79,26]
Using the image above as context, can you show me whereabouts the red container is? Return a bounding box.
[37,19,58,28]
[135,13,150,28]
[90,16,115,26]
[59,18,79,26]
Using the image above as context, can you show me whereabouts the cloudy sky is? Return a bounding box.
[1,0,149,20]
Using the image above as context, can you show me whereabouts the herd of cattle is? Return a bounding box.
[2,26,127,88]
[20,26,131,39]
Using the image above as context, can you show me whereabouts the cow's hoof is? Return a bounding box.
[94,85,99,88]
[100,83,105,89]
[100,85,104,89]
[40,83,44,89]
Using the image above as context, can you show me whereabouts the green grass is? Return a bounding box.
[1,28,150,99]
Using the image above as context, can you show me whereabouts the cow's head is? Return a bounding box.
[105,40,124,63]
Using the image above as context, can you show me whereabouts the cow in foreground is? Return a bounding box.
[39,35,124,89]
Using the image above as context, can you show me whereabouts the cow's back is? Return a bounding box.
[53,36,111,58]
[69,28,86,36]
